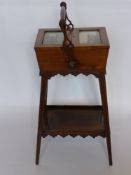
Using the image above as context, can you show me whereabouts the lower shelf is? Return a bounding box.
[43,105,105,138]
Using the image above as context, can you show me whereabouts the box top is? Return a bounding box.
[35,27,110,49]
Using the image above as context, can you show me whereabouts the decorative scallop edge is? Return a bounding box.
[42,134,105,138]
[40,70,106,80]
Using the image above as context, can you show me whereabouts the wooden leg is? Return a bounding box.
[36,77,48,165]
[99,75,112,166]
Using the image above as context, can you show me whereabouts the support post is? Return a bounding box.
[99,74,112,165]
[36,76,48,165]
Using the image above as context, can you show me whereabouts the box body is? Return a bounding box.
[35,27,110,73]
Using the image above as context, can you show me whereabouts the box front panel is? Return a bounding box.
[35,46,108,72]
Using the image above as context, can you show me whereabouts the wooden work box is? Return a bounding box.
[34,2,112,166]
[35,27,109,74]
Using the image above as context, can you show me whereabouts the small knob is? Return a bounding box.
[68,59,77,69]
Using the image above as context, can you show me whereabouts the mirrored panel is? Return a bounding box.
[43,32,64,45]
[79,31,101,44]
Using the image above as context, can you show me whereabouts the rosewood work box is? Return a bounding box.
[34,1,112,165]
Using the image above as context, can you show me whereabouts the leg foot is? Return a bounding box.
[106,135,112,165]
[36,134,41,165]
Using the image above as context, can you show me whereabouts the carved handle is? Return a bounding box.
[59,2,77,69]
[59,2,67,29]
[60,2,66,19]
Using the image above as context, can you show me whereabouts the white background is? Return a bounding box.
[0,1,131,175]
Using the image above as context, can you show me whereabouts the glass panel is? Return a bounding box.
[79,31,101,44]
[43,32,64,45]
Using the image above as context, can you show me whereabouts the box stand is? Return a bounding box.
[34,1,112,166]
[35,72,112,165]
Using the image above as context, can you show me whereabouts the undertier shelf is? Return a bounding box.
[43,105,105,137]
